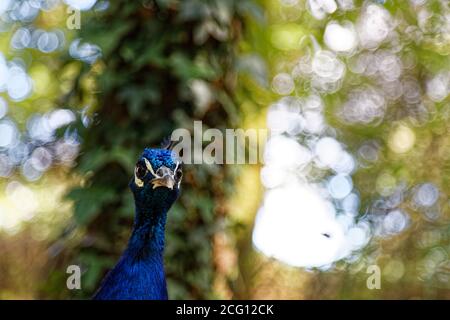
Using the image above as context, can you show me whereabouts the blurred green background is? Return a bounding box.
[0,0,449,299]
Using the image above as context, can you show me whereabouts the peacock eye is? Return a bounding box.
[175,168,183,181]
[135,162,147,179]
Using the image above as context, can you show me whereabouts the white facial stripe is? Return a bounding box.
[175,161,182,188]
[134,167,144,187]
[144,158,158,177]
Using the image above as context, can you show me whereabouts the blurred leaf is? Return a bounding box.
[67,187,116,225]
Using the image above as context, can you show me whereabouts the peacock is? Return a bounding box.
[93,146,183,300]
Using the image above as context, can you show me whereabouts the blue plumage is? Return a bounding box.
[93,148,182,300]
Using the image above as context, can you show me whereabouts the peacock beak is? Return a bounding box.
[151,166,176,190]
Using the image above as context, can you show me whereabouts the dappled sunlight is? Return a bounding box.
[0,177,72,235]
[248,0,450,297]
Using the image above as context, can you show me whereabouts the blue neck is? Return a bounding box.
[92,196,171,300]
[126,207,168,257]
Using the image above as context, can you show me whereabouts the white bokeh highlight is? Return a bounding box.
[253,95,370,268]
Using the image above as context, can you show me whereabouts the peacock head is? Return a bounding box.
[130,148,183,215]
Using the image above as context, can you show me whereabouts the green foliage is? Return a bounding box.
[67,187,116,225]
